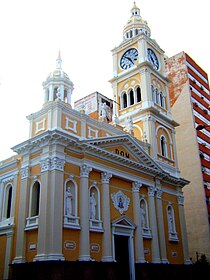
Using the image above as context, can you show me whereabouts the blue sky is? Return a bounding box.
[0,0,209,160]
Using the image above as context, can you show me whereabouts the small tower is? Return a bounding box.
[42,51,74,106]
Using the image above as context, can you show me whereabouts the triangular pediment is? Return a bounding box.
[82,134,163,173]
[112,215,136,229]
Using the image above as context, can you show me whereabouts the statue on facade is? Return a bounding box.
[65,186,73,216]
[168,207,174,232]
[140,203,146,228]
[101,102,107,120]
[90,192,96,219]
[56,87,62,100]
[127,116,133,133]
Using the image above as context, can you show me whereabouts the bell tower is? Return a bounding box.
[110,2,179,174]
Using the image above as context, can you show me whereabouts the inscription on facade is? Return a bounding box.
[115,149,130,158]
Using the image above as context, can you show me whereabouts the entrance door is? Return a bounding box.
[114,235,130,279]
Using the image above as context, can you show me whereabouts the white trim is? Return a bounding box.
[65,117,77,133]
[88,127,98,139]
[35,118,46,134]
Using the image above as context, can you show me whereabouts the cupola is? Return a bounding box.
[123,2,151,40]
[42,51,74,106]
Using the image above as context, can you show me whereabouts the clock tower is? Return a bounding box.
[110,2,179,175]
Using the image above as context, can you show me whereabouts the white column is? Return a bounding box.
[67,89,72,104]
[60,85,65,101]
[13,165,30,263]
[3,231,14,279]
[155,181,168,264]
[148,186,161,263]
[49,84,54,101]
[142,116,157,158]
[132,182,145,263]
[78,164,92,261]
[0,180,4,219]
[177,191,191,264]
[34,157,51,261]
[101,172,113,262]
[48,157,65,260]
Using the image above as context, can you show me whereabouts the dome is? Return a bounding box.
[42,52,74,106]
[123,2,151,40]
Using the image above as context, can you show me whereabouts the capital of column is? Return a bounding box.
[101,172,112,184]
[156,188,163,199]
[177,193,184,205]
[148,186,155,197]
[80,164,92,178]
[20,166,30,179]
[50,156,65,171]
[132,181,142,193]
[40,158,51,172]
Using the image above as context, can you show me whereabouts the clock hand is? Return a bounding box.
[125,56,134,64]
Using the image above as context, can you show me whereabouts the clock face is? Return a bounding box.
[147,48,159,70]
[120,48,138,70]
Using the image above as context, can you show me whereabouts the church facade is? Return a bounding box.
[0,3,191,280]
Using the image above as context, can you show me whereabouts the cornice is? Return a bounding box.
[0,156,19,174]
[9,128,188,187]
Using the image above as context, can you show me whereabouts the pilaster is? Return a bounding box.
[177,191,191,265]
[78,164,92,261]
[148,186,161,263]
[155,180,168,263]
[132,181,145,263]
[101,172,113,262]
[13,164,30,263]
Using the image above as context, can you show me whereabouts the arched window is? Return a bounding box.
[130,89,134,105]
[3,184,13,220]
[160,135,167,157]
[30,181,40,217]
[136,86,141,102]
[123,92,127,108]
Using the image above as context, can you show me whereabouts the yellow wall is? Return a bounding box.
[0,235,6,280]
[25,230,38,262]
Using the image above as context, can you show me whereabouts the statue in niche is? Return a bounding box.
[65,186,73,216]
[140,203,146,228]
[168,207,174,232]
[90,192,96,219]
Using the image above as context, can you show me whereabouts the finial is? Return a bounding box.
[56,50,62,70]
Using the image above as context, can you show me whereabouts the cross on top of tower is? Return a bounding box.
[56,50,62,70]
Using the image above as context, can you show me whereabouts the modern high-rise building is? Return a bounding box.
[0,3,192,280]
[165,51,210,262]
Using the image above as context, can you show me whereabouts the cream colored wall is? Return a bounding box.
[171,83,210,260]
